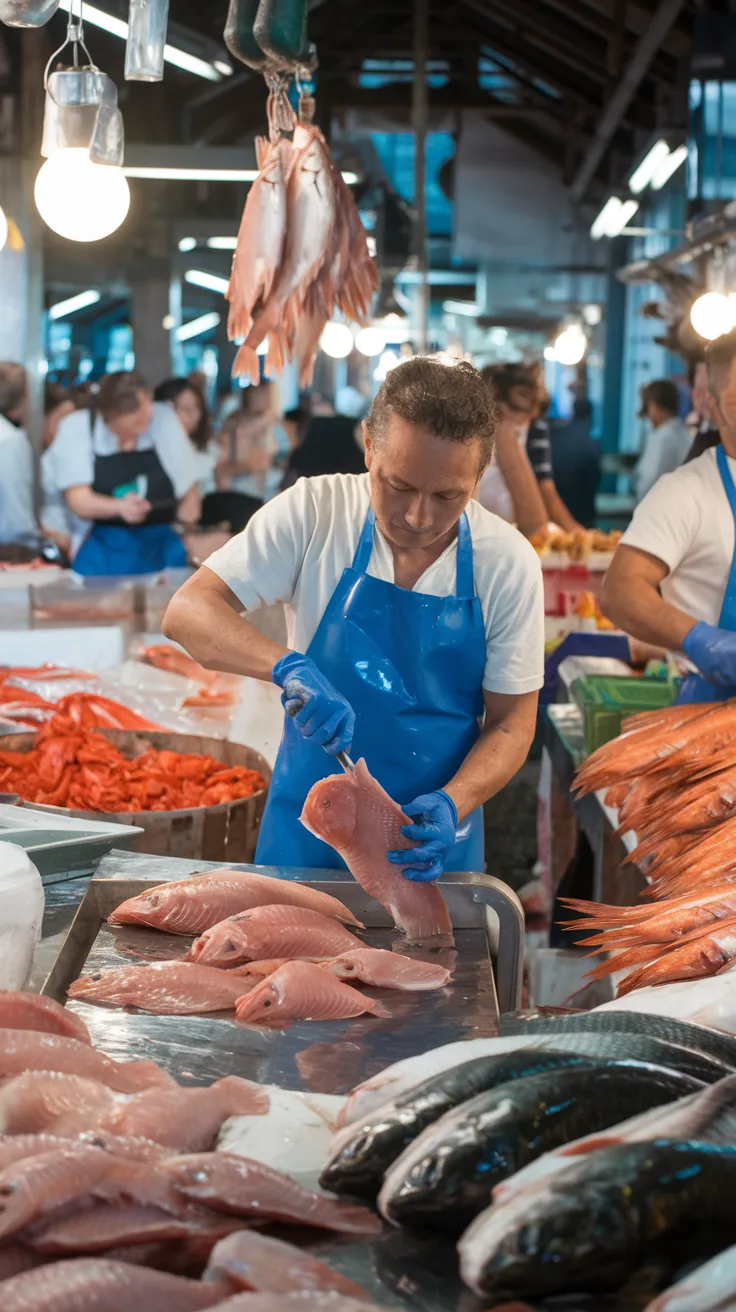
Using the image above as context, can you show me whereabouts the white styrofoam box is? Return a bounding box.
[228,677,284,768]
[0,841,45,989]
[0,627,125,670]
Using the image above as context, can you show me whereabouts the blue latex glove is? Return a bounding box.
[682,622,736,687]
[272,651,355,755]
[387,790,459,883]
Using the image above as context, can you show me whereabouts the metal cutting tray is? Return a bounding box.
[43,848,523,1092]
[0,805,143,883]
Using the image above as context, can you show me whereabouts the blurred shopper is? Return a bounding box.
[45,369,200,575]
[216,382,285,503]
[634,379,691,501]
[281,414,366,490]
[0,362,35,545]
[602,330,736,704]
[154,376,220,497]
[685,360,721,463]
[476,365,548,537]
[549,400,600,528]
[40,382,76,553]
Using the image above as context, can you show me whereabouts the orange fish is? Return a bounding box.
[67,962,252,1015]
[300,760,453,940]
[0,991,91,1045]
[204,1230,371,1299]
[615,916,736,996]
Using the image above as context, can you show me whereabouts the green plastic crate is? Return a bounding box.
[570,675,677,756]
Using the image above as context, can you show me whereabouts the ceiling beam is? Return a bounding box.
[571,0,687,201]
[460,0,600,106]
[475,0,611,85]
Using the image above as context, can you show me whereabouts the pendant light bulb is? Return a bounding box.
[34,148,130,243]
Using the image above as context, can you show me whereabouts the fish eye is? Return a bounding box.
[262,999,271,1007]
[91,973,102,981]
[322,798,331,808]
[148,894,160,906]
[224,939,237,954]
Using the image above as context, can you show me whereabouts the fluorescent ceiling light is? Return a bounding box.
[651,144,688,191]
[616,198,640,233]
[178,236,197,252]
[590,196,622,240]
[125,166,357,184]
[48,289,101,320]
[176,311,221,341]
[124,167,259,182]
[58,1,221,81]
[590,196,639,240]
[628,139,670,194]
[213,60,233,77]
[184,269,229,294]
[443,299,479,316]
[341,171,359,186]
[207,236,237,250]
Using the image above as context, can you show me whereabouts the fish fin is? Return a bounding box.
[369,999,391,1019]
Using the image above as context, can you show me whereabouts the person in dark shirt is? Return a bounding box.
[548,400,600,528]
[685,360,720,464]
[281,414,365,489]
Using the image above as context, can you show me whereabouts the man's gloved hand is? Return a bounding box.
[387,790,459,883]
[682,622,736,687]
[272,652,355,756]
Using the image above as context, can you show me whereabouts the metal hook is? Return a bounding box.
[44,0,96,92]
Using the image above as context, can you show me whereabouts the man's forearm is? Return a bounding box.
[66,487,124,520]
[163,572,288,679]
[442,701,537,821]
[601,577,696,651]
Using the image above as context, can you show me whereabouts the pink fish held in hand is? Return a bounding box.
[300,761,453,939]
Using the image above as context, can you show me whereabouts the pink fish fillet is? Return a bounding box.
[188,904,363,968]
[235,960,390,1026]
[67,961,252,1014]
[109,869,362,934]
[0,990,91,1044]
[320,948,451,991]
[207,1298,379,1312]
[0,1258,228,1311]
[0,1030,172,1094]
[166,1152,381,1234]
[300,760,453,939]
[106,1076,269,1153]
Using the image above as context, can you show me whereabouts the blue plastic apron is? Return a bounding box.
[256,508,488,871]
[679,444,736,704]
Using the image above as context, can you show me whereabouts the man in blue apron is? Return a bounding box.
[164,357,545,878]
[601,330,736,705]
[45,371,201,576]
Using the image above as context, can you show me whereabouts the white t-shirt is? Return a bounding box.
[206,472,544,695]
[621,446,734,625]
[634,416,692,502]
[0,416,36,544]
[45,403,200,555]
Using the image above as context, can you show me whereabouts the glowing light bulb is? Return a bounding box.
[690,292,735,342]
[320,322,353,359]
[554,325,587,366]
[354,326,385,357]
[34,149,130,243]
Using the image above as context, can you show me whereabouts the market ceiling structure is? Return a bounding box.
[153,0,698,203]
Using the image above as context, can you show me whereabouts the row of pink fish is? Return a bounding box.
[69,763,454,1025]
[227,91,378,387]
[0,992,383,1310]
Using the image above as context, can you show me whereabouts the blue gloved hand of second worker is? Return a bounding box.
[272,652,355,755]
[387,789,459,883]
[682,621,736,687]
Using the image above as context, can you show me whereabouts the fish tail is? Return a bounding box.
[368,999,391,1019]
[232,344,261,386]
